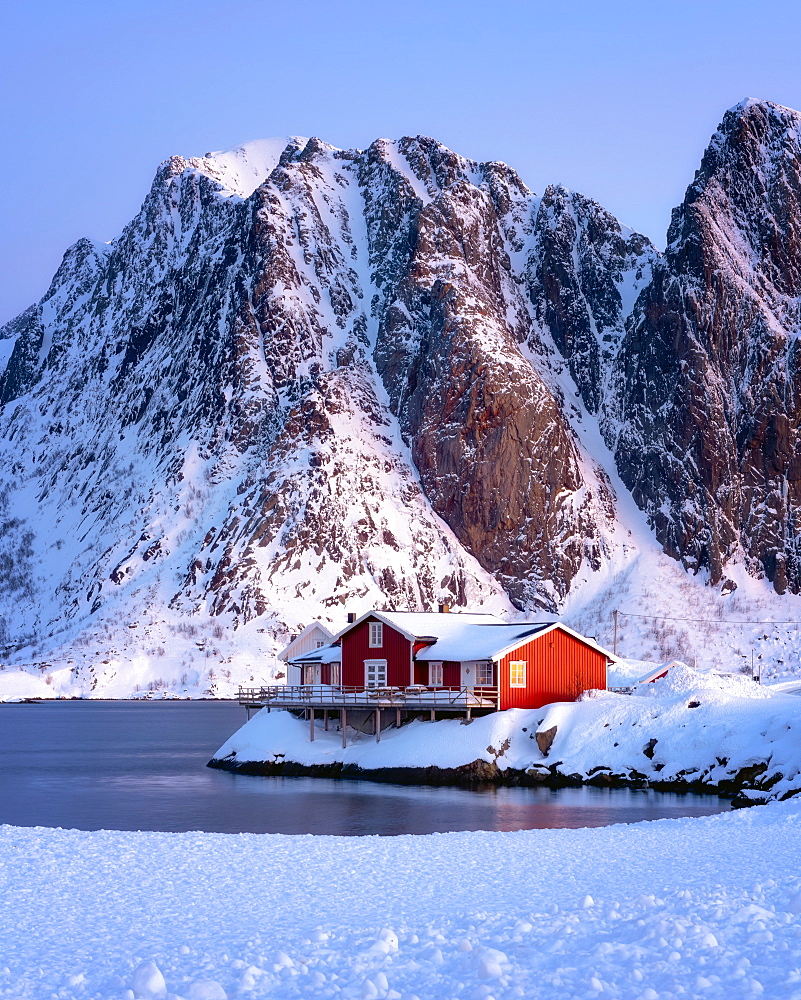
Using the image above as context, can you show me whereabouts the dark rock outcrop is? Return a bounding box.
[609,100,801,592]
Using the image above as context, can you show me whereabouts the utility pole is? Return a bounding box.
[613,609,619,657]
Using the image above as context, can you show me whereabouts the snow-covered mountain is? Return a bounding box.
[2,100,801,697]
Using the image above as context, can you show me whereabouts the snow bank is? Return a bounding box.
[213,666,801,802]
[2,803,801,999]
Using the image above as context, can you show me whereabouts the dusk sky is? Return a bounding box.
[3,0,801,325]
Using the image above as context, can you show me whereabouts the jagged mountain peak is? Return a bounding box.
[182,136,311,197]
[667,92,801,300]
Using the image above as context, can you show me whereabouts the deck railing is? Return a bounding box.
[238,684,500,709]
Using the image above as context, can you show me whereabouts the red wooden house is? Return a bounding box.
[293,610,611,711]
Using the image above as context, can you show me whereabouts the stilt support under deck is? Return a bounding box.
[375,708,381,743]
[309,707,315,741]
[341,708,347,748]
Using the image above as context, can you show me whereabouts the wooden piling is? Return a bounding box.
[341,708,347,748]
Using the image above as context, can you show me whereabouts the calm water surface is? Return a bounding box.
[0,701,731,835]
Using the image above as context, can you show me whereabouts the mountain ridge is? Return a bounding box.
[2,99,801,697]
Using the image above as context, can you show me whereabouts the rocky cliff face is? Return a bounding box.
[610,99,801,592]
[1,100,800,661]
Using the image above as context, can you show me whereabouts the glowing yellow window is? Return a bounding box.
[509,660,526,688]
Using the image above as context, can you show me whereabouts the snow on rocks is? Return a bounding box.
[2,803,801,999]
[211,665,801,803]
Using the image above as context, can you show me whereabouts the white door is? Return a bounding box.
[365,659,387,688]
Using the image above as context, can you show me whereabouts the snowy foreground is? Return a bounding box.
[3,804,801,1000]
[214,666,801,803]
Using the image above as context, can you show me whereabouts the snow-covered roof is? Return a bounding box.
[635,660,689,685]
[277,621,335,661]
[414,621,614,662]
[333,611,505,644]
[333,611,614,664]
[414,623,550,661]
[287,642,341,665]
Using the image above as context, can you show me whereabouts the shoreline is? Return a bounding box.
[207,753,792,808]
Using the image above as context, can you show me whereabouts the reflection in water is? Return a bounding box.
[0,701,731,835]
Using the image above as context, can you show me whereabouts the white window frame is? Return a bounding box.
[330,663,341,686]
[369,621,384,648]
[365,659,387,688]
[476,661,494,686]
[315,640,326,648]
[509,660,527,688]
[303,663,319,685]
[429,661,443,686]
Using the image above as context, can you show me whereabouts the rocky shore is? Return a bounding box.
[209,665,801,809]
[208,748,790,807]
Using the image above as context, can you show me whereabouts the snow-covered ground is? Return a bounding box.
[2,802,801,999]
[213,665,801,803]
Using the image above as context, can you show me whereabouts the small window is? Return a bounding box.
[302,664,315,685]
[477,661,494,686]
[509,660,526,688]
[315,640,326,648]
[429,662,443,686]
[365,659,387,688]
[330,664,341,686]
[369,621,383,648]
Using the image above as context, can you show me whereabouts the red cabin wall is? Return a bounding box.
[443,661,460,686]
[498,628,607,710]
[341,616,412,687]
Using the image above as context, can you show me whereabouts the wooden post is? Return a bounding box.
[310,707,315,741]
[375,708,381,743]
[341,707,347,748]
[430,709,435,723]
[396,707,401,729]
[466,706,471,722]
[324,709,329,731]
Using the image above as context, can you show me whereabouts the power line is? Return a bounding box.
[617,610,801,626]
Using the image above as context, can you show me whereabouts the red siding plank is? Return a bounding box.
[443,661,460,686]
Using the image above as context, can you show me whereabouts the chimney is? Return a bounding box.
[438,603,451,614]
[347,612,356,624]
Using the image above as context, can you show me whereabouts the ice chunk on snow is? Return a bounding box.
[132,960,167,999]
[187,982,227,1000]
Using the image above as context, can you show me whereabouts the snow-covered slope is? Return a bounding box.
[2,102,801,697]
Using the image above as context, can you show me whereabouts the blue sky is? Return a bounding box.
[2,0,801,324]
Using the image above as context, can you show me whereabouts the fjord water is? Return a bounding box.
[0,701,730,835]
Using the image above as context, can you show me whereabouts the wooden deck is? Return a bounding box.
[238,684,499,710]
[237,684,500,745]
